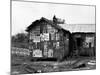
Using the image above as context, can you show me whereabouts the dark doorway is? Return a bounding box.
[76,38,82,47]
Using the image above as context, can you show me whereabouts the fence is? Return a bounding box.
[11,47,30,56]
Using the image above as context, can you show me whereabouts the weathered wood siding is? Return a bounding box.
[72,33,95,56]
[28,21,69,59]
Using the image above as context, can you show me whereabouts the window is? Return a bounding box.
[83,37,94,48]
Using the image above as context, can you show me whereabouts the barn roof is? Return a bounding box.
[59,24,96,33]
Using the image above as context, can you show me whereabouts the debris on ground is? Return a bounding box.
[11,55,96,74]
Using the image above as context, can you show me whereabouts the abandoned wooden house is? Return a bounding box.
[59,24,96,57]
[26,16,74,60]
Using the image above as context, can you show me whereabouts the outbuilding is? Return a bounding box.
[59,24,96,57]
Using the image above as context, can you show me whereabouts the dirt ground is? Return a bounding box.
[11,55,96,75]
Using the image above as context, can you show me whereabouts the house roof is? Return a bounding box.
[26,17,95,33]
[26,17,66,32]
[59,24,96,33]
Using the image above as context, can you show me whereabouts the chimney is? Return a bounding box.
[53,15,57,24]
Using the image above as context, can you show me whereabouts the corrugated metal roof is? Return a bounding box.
[59,24,96,33]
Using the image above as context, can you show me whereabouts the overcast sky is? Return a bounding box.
[12,1,95,35]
